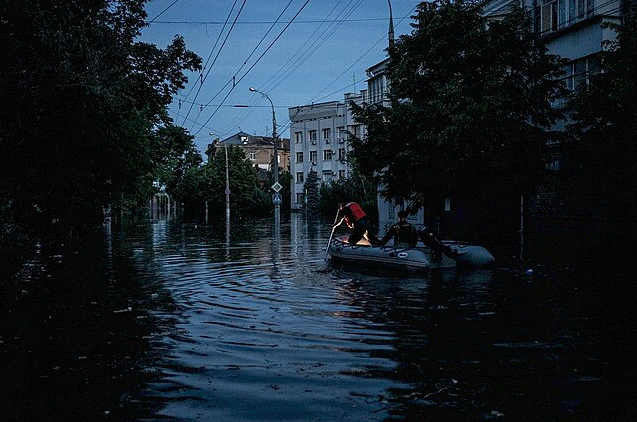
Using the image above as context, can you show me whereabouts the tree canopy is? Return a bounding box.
[350,0,564,210]
[0,0,201,235]
[567,15,637,220]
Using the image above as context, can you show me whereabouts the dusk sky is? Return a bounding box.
[140,0,421,154]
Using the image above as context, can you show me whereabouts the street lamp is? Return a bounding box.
[249,87,280,221]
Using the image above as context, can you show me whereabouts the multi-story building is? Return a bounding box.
[481,0,630,254]
[288,92,366,210]
[205,131,290,185]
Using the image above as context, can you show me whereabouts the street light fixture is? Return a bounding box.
[249,87,280,222]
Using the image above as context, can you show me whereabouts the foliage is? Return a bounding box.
[303,170,320,213]
[350,0,564,211]
[567,16,637,220]
[318,160,378,224]
[203,146,261,218]
[0,0,201,238]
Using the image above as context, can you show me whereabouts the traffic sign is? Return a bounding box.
[225,189,231,195]
[271,181,283,192]
[272,193,282,204]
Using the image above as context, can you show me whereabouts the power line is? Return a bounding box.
[150,17,395,25]
[182,0,248,128]
[218,0,355,136]
[192,0,313,137]
[148,0,182,24]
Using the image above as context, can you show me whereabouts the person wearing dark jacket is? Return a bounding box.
[378,210,418,248]
[333,202,378,245]
[417,224,461,260]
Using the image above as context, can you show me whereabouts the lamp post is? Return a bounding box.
[249,87,280,222]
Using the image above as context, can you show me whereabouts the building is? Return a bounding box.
[288,93,366,210]
[205,131,290,183]
[480,0,631,257]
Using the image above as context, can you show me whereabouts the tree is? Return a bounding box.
[303,170,320,213]
[350,1,564,216]
[0,0,201,238]
[567,15,637,227]
[204,146,261,218]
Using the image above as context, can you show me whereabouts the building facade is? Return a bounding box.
[205,131,290,178]
[288,93,366,210]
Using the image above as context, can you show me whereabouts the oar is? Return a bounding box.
[323,209,340,261]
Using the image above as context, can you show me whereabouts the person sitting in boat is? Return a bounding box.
[378,210,418,248]
[417,225,461,260]
[333,202,378,245]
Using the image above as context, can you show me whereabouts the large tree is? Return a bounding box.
[0,0,201,236]
[567,15,637,227]
[350,0,564,214]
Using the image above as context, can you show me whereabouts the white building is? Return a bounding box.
[288,92,366,210]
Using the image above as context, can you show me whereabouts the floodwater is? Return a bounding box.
[1,214,635,421]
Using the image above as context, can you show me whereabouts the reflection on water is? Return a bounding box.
[1,214,635,421]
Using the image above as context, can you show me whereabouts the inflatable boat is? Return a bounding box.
[327,235,494,272]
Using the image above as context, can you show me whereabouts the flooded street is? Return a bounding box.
[1,214,635,421]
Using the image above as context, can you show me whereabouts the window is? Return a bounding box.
[308,130,317,143]
[296,193,305,204]
[349,125,360,138]
[249,152,256,160]
[563,55,601,91]
[570,0,594,21]
[323,150,332,161]
[309,151,317,162]
[337,127,346,141]
[296,152,303,163]
[294,131,303,143]
[338,148,346,161]
[296,172,304,183]
[338,170,346,179]
[539,0,594,34]
[322,171,333,182]
[322,128,331,142]
[554,55,601,108]
[541,0,558,33]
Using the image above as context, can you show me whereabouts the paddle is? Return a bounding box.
[323,208,340,261]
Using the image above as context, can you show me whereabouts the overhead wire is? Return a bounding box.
[203,0,298,137]
[262,0,364,94]
[182,0,247,129]
[178,0,240,111]
[192,0,312,137]
[147,0,182,24]
[217,0,354,137]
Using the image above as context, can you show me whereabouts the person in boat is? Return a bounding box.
[378,210,418,248]
[417,224,461,260]
[333,202,378,245]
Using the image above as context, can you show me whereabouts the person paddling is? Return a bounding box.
[333,202,378,245]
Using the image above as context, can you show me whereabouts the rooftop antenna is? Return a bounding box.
[387,0,395,50]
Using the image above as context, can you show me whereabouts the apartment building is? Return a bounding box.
[288,93,366,210]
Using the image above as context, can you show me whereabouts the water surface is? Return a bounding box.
[1,214,634,421]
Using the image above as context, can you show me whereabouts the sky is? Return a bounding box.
[140,0,422,154]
